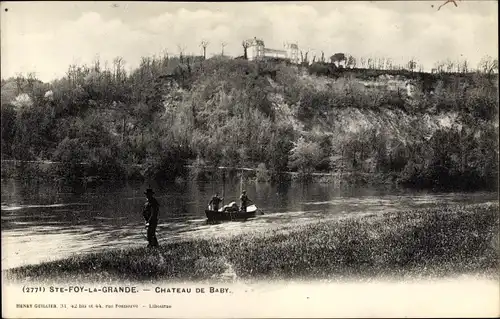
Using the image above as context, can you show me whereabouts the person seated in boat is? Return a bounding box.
[221,202,238,213]
[208,193,223,211]
[239,190,253,213]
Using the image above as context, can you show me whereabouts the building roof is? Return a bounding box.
[264,48,286,54]
[248,37,265,46]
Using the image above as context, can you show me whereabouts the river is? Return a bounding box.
[1,178,497,270]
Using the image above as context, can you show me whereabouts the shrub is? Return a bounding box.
[289,137,323,176]
[256,163,271,182]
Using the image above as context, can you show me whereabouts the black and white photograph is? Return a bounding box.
[1,1,498,318]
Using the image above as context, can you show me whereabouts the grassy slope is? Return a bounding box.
[4,203,498,284]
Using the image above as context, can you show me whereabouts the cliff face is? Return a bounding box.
[252,66,491,144]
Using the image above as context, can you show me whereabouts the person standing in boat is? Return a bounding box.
[142,188,159,248]
[239,190,252,213]
[209,193,223,212]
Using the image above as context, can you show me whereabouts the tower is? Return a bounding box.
[284,42,299,64]
[247,37,265,61]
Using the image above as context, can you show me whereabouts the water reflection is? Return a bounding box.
[1,178,497,269]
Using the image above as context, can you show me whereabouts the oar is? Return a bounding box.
[222,170,226,209]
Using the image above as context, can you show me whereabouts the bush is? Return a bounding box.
[52,137,87,181]
[255,163,271,182]
[289,137,323,176]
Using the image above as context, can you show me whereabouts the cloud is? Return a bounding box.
[1,2,497,82]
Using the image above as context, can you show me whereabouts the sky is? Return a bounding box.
[1,1,498,82]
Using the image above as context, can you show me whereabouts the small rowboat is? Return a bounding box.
[205,202,258,221]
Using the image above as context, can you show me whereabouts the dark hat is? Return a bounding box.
[242,190,246,193]
[144,188,155,195]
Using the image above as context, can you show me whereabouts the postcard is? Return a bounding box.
[1,1,498,318]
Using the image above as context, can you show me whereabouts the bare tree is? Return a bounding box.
[177,44,187,63]
[434,61,445,73]
[15,73,25,95]
[321,51,325,63]
[377,57,386,70]
[92,54,101,73]
[200,40,209,60]
[454,59,462,73]
[367,57,374,69]
[242,40,250,60]
[491,58,498,74]
[386,58,393,70]
[66,64,78,86]
[360,57,367,68]
[160,49,170,68]
[26,72,37,94]
[461,59,469,73]
[113,56,124,81]
[221,42,227,56]
[407,58,417,72]
[445,58,454,73]
[346,55,357,68]
[478,55,498,74]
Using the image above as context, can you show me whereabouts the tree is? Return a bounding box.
[242,40,250,60]
[445,58,454,73]
[367,57,374,69]
[346,55,357,68]
[15,73,25,95]
[92,54,101,73]
[407,59,417,72]
[289,137,322,175]
[360,57,367,68]
[478,55,498,74]
[434,61,445,73]
[330,53,346,67]
[221,42,227,56]
[12,93,33,111]
[461,59,469,73]
[113,57,125,82]
[386,58,393,70]
[1,103,16,158]
[377,57,386,70]
[177,44,186,63]
[26,72,37,95]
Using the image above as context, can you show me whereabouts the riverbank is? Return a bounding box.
[0,159,398,188]
[3,159,494,193]
[4,202,498,284]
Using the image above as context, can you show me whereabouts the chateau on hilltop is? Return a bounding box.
[246,37,300,64]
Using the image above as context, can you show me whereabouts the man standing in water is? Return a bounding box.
[142,188,159,248]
